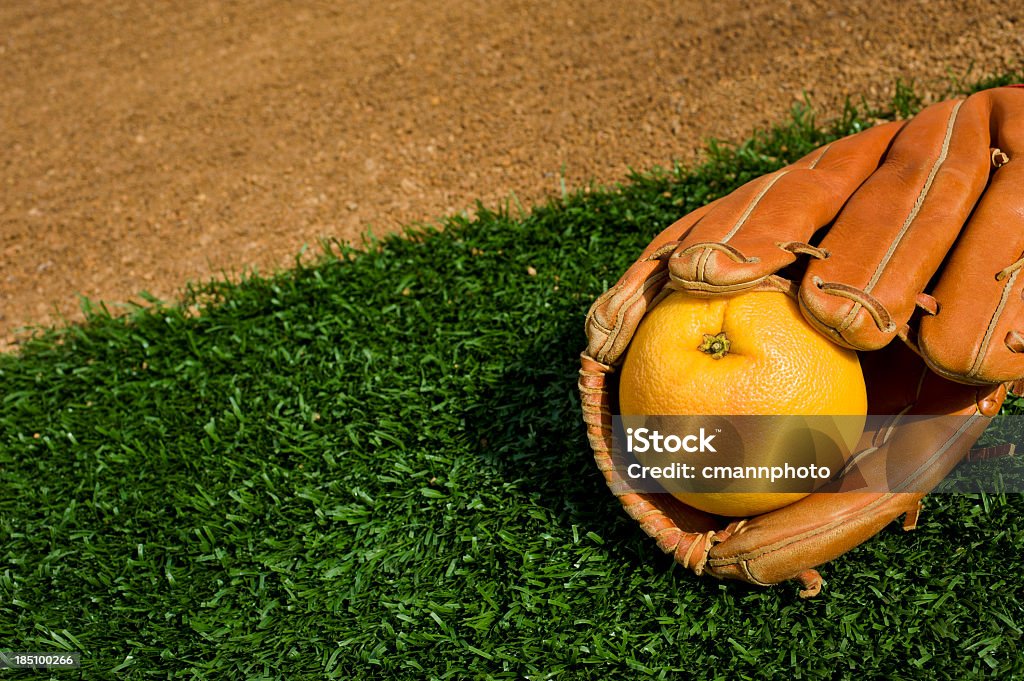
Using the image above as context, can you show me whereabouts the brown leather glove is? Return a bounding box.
[580,86,1023,597]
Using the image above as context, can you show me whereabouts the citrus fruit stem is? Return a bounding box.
[699,332,730,359]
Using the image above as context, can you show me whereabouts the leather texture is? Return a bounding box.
[580,87,1023,597]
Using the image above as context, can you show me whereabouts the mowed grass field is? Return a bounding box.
[3,75,1024,679]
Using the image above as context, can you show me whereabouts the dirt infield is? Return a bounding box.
[1,1,1021,347]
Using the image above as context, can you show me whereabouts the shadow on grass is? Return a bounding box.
[456,307,735,592]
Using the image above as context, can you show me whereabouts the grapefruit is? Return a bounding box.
[618,290,867,516]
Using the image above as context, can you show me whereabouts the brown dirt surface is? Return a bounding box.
[2,0,1021,349]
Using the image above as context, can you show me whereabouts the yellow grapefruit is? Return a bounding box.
[618,290,867,516]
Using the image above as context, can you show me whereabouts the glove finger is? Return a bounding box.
[705,367,1003,597]
[800,90,1012,350]
[665,122,902,294]
[918,90,1024,384]
[584,200,717,365]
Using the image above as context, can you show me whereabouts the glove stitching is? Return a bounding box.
[777,241,830,259]
[811,276,896,334]
[585,286,620,340]
[862,99,964,296]
[647,242,681,261]
[680,530,716,574]
[738,560,773,587]
[921,353,1009,387]
[995,256,1024,282]
[597,270,669,363]
[718,170,790,244]
[968,265,1021,379]
[805,142,834,170]
[677,241,753,262]
[590,317,613,335]
[834,445,881,479]
[696,245,713,281]
[670,273,771,293]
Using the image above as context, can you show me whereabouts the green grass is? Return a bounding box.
[3,74,1024,679]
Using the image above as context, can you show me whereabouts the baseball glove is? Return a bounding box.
[580,86,1024,597]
